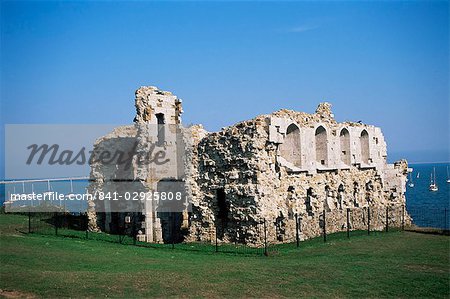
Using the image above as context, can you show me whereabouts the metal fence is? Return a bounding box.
[23,205,449,256]
[406,206,449,231]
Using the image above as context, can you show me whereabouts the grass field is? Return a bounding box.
[0,213,449,298]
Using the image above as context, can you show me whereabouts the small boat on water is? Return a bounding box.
[429,167,438,192]
[408,172,414,188]
[416,172,420,179]
[447,166,450,183]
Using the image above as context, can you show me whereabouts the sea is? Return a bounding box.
[0,163,449,228]
[406,163,450,229]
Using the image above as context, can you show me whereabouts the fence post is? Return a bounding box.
[85,212,89,239]
[54,212,58,236]
[295,213,299,248]
[28,211,31,234]
[367,207,370,235]
[385,206,389,232]
[323,209,326,243]
[132,213,136,246]
[298,216,302,246]
[215,224,218,253]
[401,205,405,231]
[346,208,350,239]
[235,224,238,246]
[171,213,175,250]
[263,219,268,256]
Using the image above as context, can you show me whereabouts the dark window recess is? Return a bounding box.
[305,188,314,216]
[156,113,165,146]
[217,188,229,222]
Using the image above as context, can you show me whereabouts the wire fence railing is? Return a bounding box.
[22,205,449,256]
[406,206,449,231]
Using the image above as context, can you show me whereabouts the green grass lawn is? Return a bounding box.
[0,213,449,298]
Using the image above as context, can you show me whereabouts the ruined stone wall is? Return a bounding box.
[185,118,267,243]
[268,104,389,173]
[87,86,409,246]
[187,103,410,245]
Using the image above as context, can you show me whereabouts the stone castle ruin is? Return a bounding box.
[87,86,409,245]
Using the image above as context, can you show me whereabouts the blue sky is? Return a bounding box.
[0,0,449,179]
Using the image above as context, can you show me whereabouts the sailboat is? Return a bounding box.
[429,167,438,192]
[447,166,450,183]
[408,172,414,188]
[416,172,420,179]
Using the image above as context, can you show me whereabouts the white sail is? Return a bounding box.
[408,172,414,187]
[429,167,438,191]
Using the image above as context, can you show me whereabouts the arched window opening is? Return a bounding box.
[156,113,165,146]
[315,126,328,166]
[339,128,351,165]
[279,124,301,167]
[360,130,370,164]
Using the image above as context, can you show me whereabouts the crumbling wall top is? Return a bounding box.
[134,86,183,124]
[135,86,174,97]
[267,103,337,127]
[315,102,334,120]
